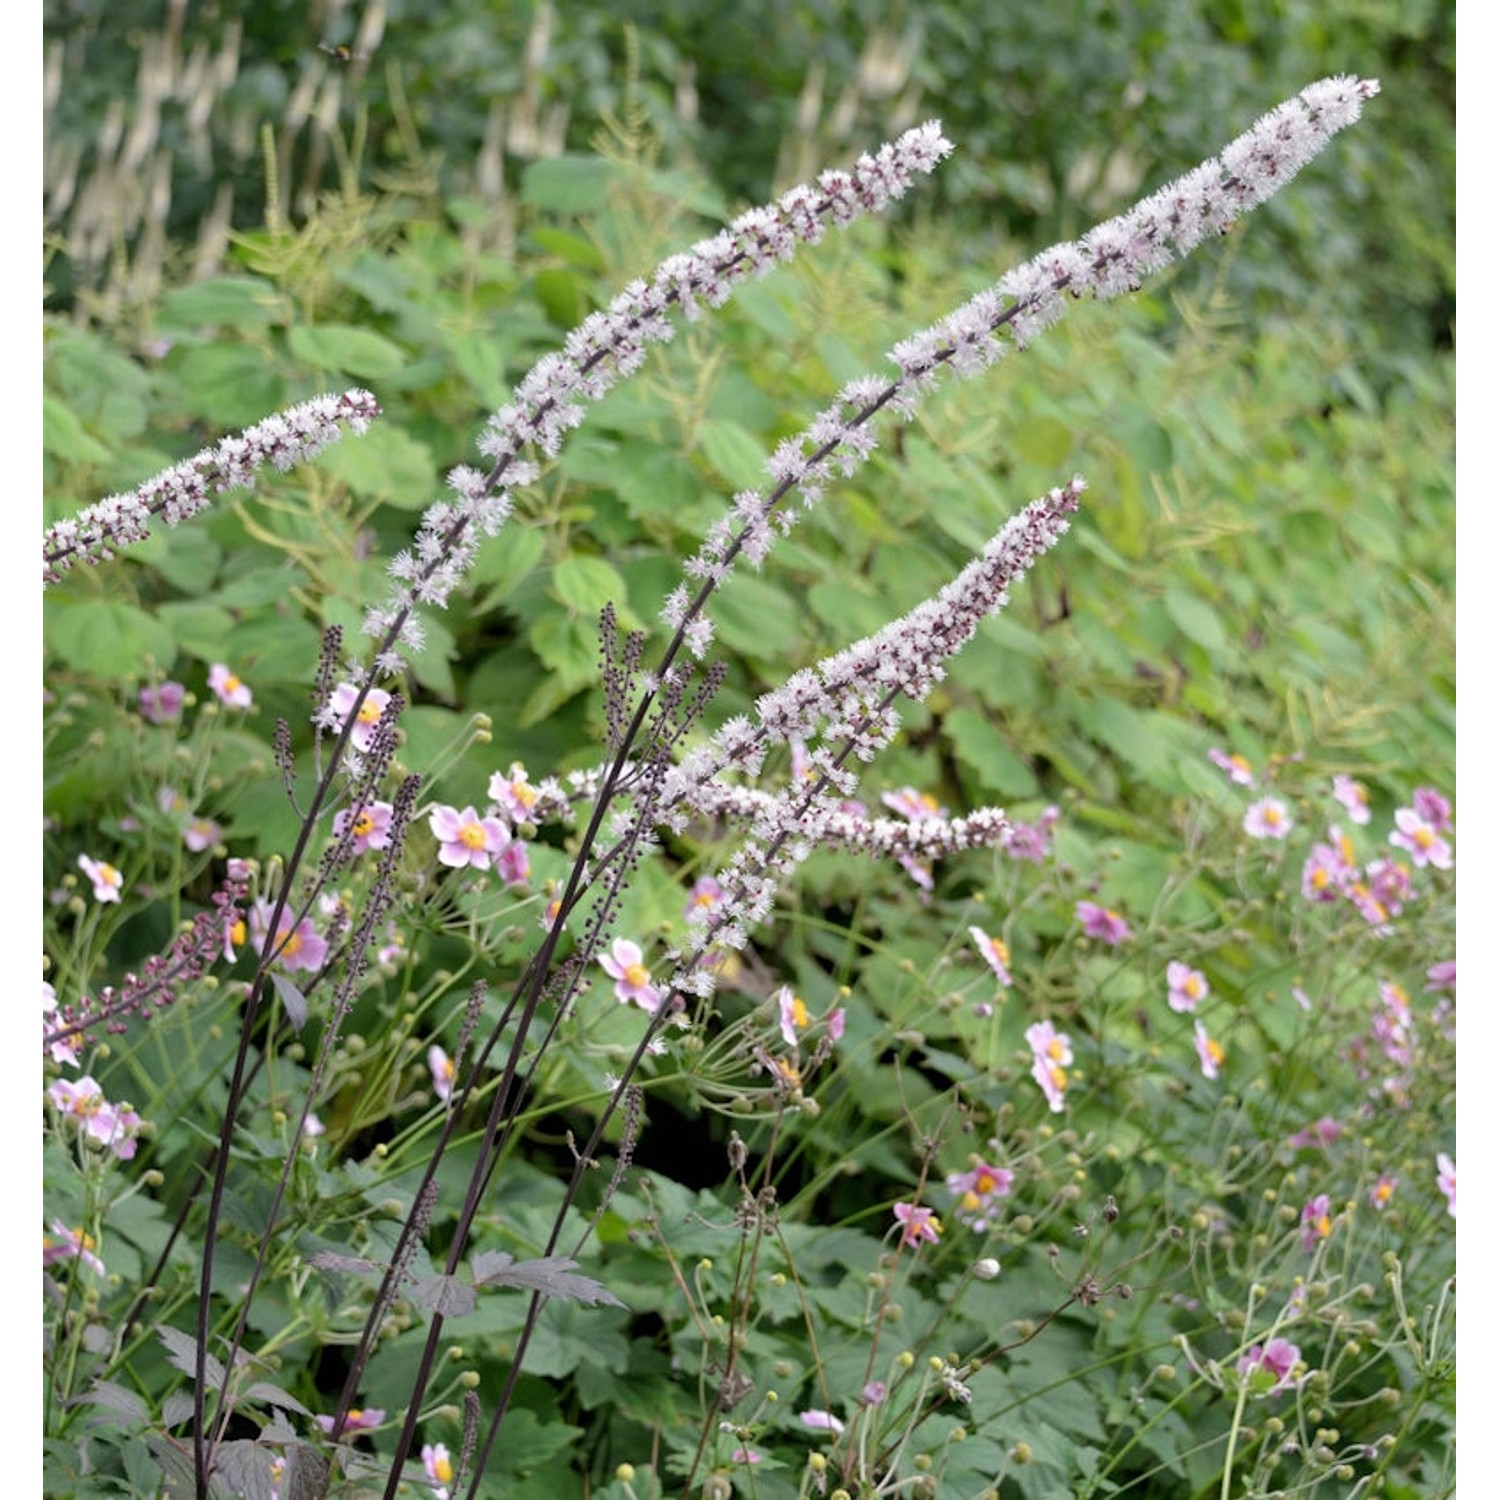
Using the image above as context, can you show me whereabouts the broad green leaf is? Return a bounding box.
[945,706,1040,797]
[1164,585,1229,653]
[42,393,112,465]
[318,423,436,509]
[163,344,288,427]
[520,154,617,212]
[287,322,407,379]
[45,598,177,680]
[550,555,627,617]
[697,417,767,490]
[158,275,281,331]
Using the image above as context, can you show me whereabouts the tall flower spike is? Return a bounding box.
[666,78,1378,660]
[360,123,955,674]
[43,390,380,583]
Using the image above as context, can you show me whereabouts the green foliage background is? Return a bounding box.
[43,6,1454,1498]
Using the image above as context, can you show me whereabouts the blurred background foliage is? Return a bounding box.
[45,0,1452,381]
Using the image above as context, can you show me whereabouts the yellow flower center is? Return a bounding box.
[1414,826,1435,849]
[458,821,488,850]
[988,937,1010,965]
[788,995,810,1030]
[222,674,242,695]
[281,929,303,959]
[1046,1039,1067,1062]
[625,962,649,989]
[975,1170,998,1194]
[1205,1037,1225,1065]
[434,1454,454,1483]
[1049,1064,1068,1090]
[1374,1182,1393,1204]
[353,811,375,836]
[1185,974,1205,998]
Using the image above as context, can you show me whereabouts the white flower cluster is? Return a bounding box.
[362,122,955,670]
[661,77,1378,660]
[43,389,381,583]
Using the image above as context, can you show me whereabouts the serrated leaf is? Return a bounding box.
[281,1444,332,1500]
[551,555,626,617]
[307,1250,388,1277]
[241,1381,310,1416]
[270,973,308,1029]
[213,1440,280,1500]
[1164,586,1228,653]
[158,1326,226,1389]
[162,1392,196,1427]
[472,1251,624,1308]
[408,1273,477,1317]
[521,154,617,212]
[287,323,406,379]
[158,276,280,331]
[45,598,178,680]
[81,1379,150,1424]
[697,418,767,490]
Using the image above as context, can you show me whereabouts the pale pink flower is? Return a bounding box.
[1244,797,1292,840]
[77,854,123,903]
[208,662,253,708]
[946,1160,1014,1230]
[1301,827,1356,901]
[600,938,662,1013]
[1166,961,1208,1013]
[1076,901,1132,945]
[496,838,530,886]
[969,926,1013,986]
[1025,1020,1073,1112]
[429,1045,456,1101]
[1005,805,1060,863]
[1412,786,1452,832]
[315,1408,385,1435]
[684,875,725,921]
[1332,774,1371,824]
[487,762,541,823]
[44,1221,105,1275]
[1368,1174,1398,1210]
[826,1007,846,1043]
[730,1447,762,1464]
[138,680,185,724]
[47,1077,142,1159]
[893,1201,944,1247]
[881,786,947,821]
[1425,959,1455,993]
[1237,1337,1301,1395]
[1299,1193,1333,1251]
[777,987,811,1046]
[799,1409,846,1434]
[334,801,394,853]
[429,804,511,870]
[1208,747,1255,786]
[251,901,329,974]
[1193,1019,1224,1080]
[1389,807,1452,869]
[43,981,79,1067]
[421,1441,454,1499]
[1436,1152,1455,1217]
[1286,1116,1341,1151]
[326,682,392,752]
[183,816,223,853]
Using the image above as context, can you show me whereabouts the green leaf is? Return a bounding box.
[318,423,436,509]
[162,345,288,428]
[45,598,178,680]
[43,393,112,465]
[521,154,617,212]
[529,226,607,269]
[287,323,407,379]
[1164,586,1229,653]
[157,276,281,331]
[945,706,1040,797]
[551,555,628,618]
[697,418,768,490]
